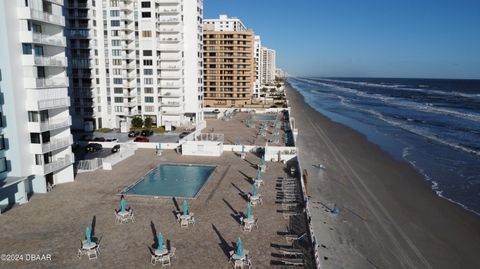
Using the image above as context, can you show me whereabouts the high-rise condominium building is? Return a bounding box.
[203,15,255,107]
[0,0,74,207]
[260,46,276,86]
[66,0,204,130]
[253,35,261,99]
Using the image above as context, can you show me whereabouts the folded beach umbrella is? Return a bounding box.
[246,202,252,219]
[241,144,245,153]
[120,197,127,213]
[157,233,164,252]
[236,238,243,257]
[261,154,265,166]
[183,200,189,216]
[256,168,262,181]
[85,226,92,244]
[252,183,257,197]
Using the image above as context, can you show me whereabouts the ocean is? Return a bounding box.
[289,77,480,216]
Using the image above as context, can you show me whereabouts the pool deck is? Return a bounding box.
[0,149,312,268]
[203,112,287,146]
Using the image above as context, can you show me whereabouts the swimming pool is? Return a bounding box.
[123,164,216,198]
[255,114,277,121]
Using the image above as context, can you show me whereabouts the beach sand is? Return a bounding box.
[286,83,480,269]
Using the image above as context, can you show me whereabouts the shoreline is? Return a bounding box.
[286,82,480,268]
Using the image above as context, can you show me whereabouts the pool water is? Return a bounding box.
[255,114,277,121]
[124,164,216,198]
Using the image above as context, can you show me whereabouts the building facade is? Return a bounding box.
[66,0,204,130]
[260,46,276,86]
[253,35,261,99]
[0,0,74,209]
[203,15,255,107]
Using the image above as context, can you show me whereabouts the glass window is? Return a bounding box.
[110,10,120,17]
[141,2,151,8]
[34,45,44,56]
[41,132,50,143]
[113,78,123,84]
[141,12,151,18]
[114,88,123,94]
[142,31,152,37]
[111,20,120,27]
[0,157,7,172]
[143,50,152,56]
[22,43,32,55]
[144,97,154,103]
[37,67,45,78]
[144,87,153,94]
[143,69,153,75]
[28,111,39,122]
[30,133,41,144]
[114,97,123,103]
[0,135,4,150]
[143,60,152,65]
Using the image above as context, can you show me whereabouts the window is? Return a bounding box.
[112,68,122,75]
[144,87,153,94]
[110,0,119,7]
[141,2,151,8]
[114,106,123,112]
[111,30,119,36]
[143,69,153,75]
[42,1,52,14]
[110,10,120,17]
[143,50,152,56]
[22,43,32,55]
[0,157,7,173]
[34,154,43,165]
[113,78,123,84]
[112,59,122,65]
[0,135,4,150]
[111,20,120,27]
[144,97,154,103]
[144,106,154,112]
[142,31,152,38]
[111,49,121,56]
[114,97,123,103]
[111,40,121,46]
[144,78,153,84]
[30,133,41,144]
[114,87,123,94]
[31,23,42,33]
[34,45,44,56]
[141,12,151,18]
[143,60,152,65]
[37,67,45,78]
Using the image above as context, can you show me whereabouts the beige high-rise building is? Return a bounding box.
[203,16,255,107]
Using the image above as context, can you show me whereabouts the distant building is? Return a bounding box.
[66,0,204,130]
[260,47,276,86]
[253,35,262,99]
[203,15,255,107]
[0,0,74,208]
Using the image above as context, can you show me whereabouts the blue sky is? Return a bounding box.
[204,0,480,79]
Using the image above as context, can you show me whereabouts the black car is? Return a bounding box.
[141,129,153,137]
[111,144,120,153]
[85,143,103,152]
[179,132,190,139]
[128,131,139,137]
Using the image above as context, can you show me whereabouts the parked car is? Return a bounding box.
[85,143,103,152]
[134,136,149,142]
[105,138,118,142]
[179,132,190,139]
[111,145,120,153]
[93,137,106,142]
[128,131,139,137]
[141,129,153,137]
[81,135,93,141]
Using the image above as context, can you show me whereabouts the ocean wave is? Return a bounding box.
[304,77,480,99]
[292,77,480,123]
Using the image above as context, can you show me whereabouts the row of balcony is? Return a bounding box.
[30,135,73,155]
[27,97,70,111]
[24,77,69,89]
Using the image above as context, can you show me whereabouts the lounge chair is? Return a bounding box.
[87,248,98,260]
[286,233,306,244]
[161,255,171,266]
[169,247,176,259]
[188,217,196,225]
[279,258,304,267]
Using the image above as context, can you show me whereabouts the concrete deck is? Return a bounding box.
[0,149,310,268]
[203,112,287,146]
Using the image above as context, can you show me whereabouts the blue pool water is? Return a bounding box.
[255,114,277,121]
[124,164,216,198]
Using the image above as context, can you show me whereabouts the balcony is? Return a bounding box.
[162,110,182,115]
[30,135,73,154]
[67,30,92,39]
[32,154,74,175]
[65,1,90,8]
[24,77,69,89]
[27,116,71,133]
[158,9,180,15]
[159,18,179,24]
[159,27,180,33]
[159,44,181,52]
[158,73,181,80]
[29,55,67,67]
[26,94,70,110]
[159,82,182,88]
[18,7,65,26]
[123,102,136,107]
[44,0,64,5]
[161,102,181,107]
[160,91,182,98]
[20,32,66,47]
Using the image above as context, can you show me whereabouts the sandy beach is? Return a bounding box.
[286,83,480,268]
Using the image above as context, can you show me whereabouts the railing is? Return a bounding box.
[36,117,71,132]
[35,77,68,88]
[45,0,64,6]
[77,158,102,172]
[159,18,179,23]
[22,8,65,26]
[31,33,66,47]
[41,136,73,153]
[34,56,67,67]
[43,154,74,174]
[161,102,181,107]
[159,9,179,13]
[37,97,70,110]
[159,28,180,33]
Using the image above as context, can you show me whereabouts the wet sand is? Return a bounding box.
[286,83,480,268]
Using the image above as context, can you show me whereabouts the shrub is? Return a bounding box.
[144,117,153,129]
[131,116,143,128]
[95,128,113,133]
